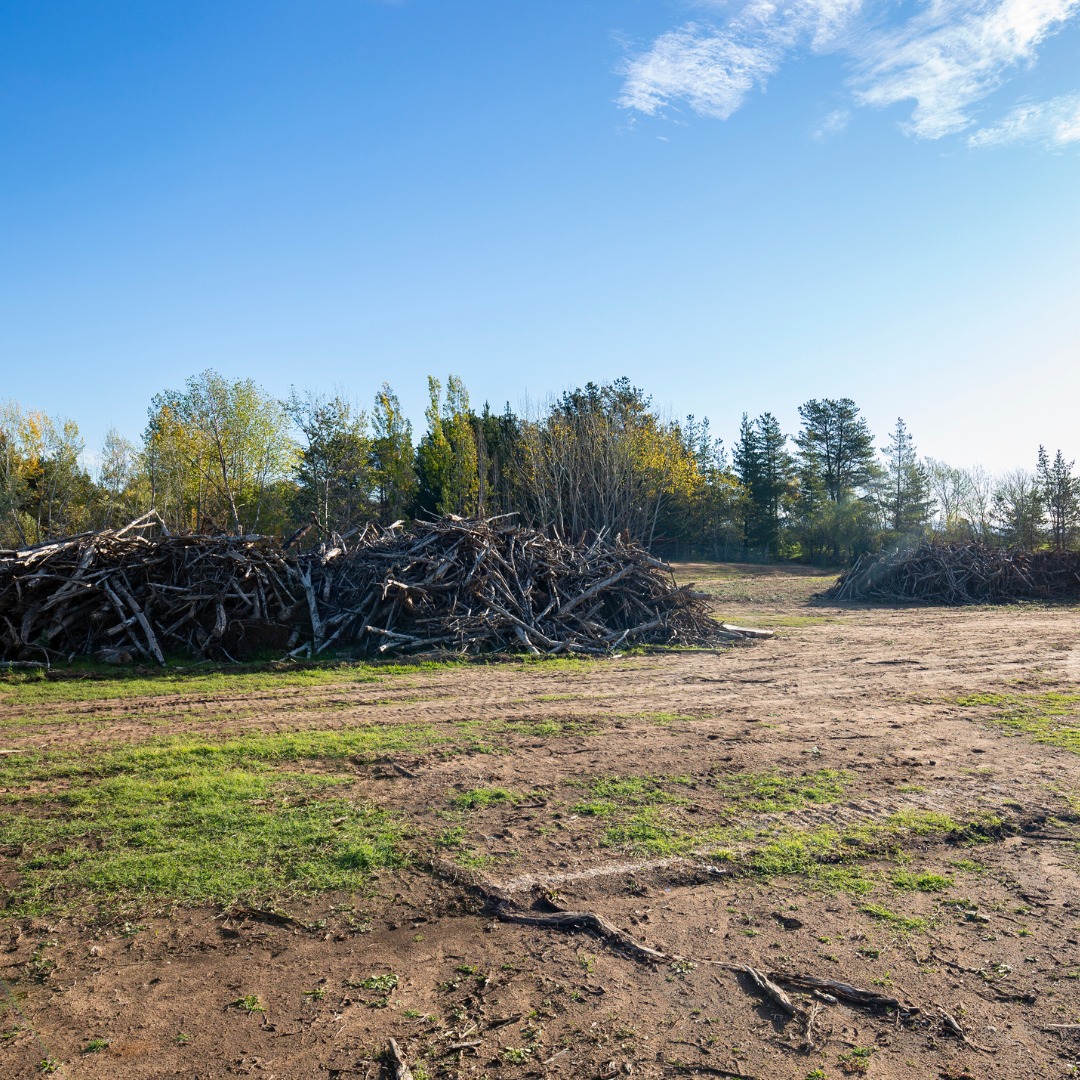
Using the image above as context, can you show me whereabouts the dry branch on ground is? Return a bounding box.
[0,513,745,664]
[822,540,1080,605]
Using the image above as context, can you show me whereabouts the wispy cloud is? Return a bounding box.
[619,23,780,120]
[618,0,1080,144]
[812,108,851,139]
[968,92,1080,147]
[618,2,863,120]
[855,0,1080,139]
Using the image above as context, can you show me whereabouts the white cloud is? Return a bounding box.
[618,2,863,120]
[618,23,781,120]
[618,0,1080,144]
[854,0,1080,138]
[812,108,851,139]
[968,92,1080,147]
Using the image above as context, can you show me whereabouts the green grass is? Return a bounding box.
[957,691,1080,755]
[450,786,523,810]
[0,723,450,915]
[0,661,436,706]
[891,870,953,893]
[571,774,692,819]
[0,722,444,786]
[859,904,925,932]
[714,769,849,813]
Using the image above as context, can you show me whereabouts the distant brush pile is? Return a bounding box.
[0,514,742,665]
[822,541,1080,605]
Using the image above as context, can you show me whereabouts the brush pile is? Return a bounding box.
[822,541,1080,605]
[0,514,737,664]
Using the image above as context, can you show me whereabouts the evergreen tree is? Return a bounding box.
[1037,446,1079,551]
[733,412,794,558]
[794,398,877,562]
[881,418,934,538]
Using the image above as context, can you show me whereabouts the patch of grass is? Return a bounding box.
[500,1046,531,1064]
[572,775,697,853]
[838,1046,873,1074]
[0,721,444,787]
[348,973,399,993]
[957,691,1080,755]
[633,711,695,725]
[453,849,494,869]
[436,825,468,848]
[83,1038,110,1053]
[603,814,696,856]
[231,995,265,1013]
[503,717,600,738]
[892,870,952,893]
[859,903,925,932]
[952,858,986,874]
[0,660,458,707]
[575,774,691,807]
[1,726,423,915]
[714,769,849,813]
[450,786,523,810]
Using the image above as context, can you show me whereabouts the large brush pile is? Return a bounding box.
[0,514,735,664]
[823,541,1080,605]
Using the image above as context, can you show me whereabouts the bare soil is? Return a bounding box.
[4,562,1080,1079]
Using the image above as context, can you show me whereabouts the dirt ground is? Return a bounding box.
[5,562,1080,1079]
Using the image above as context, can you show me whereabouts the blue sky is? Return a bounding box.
[2,0,1078,473]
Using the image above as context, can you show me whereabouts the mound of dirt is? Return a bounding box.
[822,540,1080,604]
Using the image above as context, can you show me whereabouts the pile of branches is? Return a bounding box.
[0,513,738,665]
[822,540,1080,605]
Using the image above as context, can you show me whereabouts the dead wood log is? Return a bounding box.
[0,515,766,663]
[385,1037,415,1080]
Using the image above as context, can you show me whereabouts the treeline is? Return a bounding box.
[2,371,1078,564]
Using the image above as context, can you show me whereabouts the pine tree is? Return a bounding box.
[881,418,934,538]
[794,398,877,562]
[1037,446,1079,551]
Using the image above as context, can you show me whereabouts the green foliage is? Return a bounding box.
[145,369,296,535]
[287,391,373,535]
[416,375,479,516]
[0,399,92,546]
[370,383,417,522]
[733,411,795,558]
[350,973,399,993]
[1037,445,1079,551]
[880,417,934,538]
[793,398,880,563]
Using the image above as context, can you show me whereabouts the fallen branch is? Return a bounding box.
[767,971,918,1017]
[386,1037,415,1080]
[0,516,762,663]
